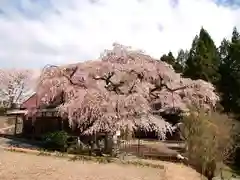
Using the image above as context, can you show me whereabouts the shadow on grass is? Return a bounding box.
[227,165,240,177]
[0,135,189,166]
[0,133,44,150]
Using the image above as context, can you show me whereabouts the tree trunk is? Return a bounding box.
[14,116,18,136]
[205,160,216,180]
[104,134,113,154]
[207,176,213,180]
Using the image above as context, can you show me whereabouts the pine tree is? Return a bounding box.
[176,49,188,69]
[218,38,232,112]
[160,51,175,65]
[183,28,220,84]
[160,51,184,73]
[218,27,240,114]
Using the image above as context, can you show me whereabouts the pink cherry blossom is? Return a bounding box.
[35,43,219,139]
[0,69,34,108]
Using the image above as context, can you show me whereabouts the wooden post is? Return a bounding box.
[14,116,18,136]
[137,137,140,155]
[137,131,140,156]
[61,119,64,130]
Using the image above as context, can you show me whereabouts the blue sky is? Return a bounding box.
[0,0,239,69]
[216,0,240,7]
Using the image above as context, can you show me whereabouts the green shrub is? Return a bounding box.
[42,131,69,151]
[233,123,240,168]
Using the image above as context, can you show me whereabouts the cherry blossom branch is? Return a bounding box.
[150,75,187,99]
[129,70,144,81]
[93,72,126,95]
[128,81,137,94]
[44,65,87,89]
[93,69,144,95]
[14,83,24,103]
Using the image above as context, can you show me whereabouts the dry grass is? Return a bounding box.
[0,150,162,180]
[135,139,179,153]
[142,159,205,180]
[120,139,182,159]
[0,150,202,180]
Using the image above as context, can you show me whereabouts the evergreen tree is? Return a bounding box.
[160,51,175,65]
[183,28,220,84]
[176,49,188,70]
[218,27,240,114]
[160,51,184,73]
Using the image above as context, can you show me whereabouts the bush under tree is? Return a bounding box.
[182,109,235,180]
[42,131,69,151]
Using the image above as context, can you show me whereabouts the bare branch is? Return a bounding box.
[128,81,137,94]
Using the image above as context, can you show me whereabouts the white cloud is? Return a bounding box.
[0,0,239,68]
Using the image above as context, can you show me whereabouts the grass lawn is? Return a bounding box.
[0,150,202,180]
[217,165,240,180]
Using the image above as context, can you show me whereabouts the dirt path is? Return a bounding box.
[0,151,164,180]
